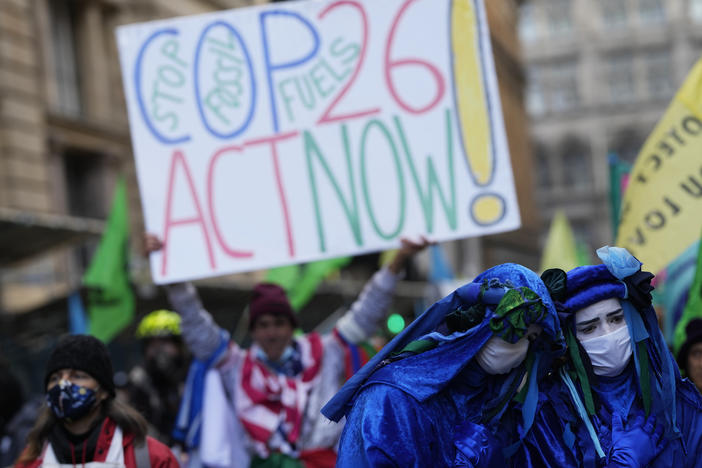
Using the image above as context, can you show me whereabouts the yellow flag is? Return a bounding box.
[616,58,702,274]
[540,210,579,273]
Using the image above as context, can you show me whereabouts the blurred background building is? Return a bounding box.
[520,0,702,252]
[0,0,535,392]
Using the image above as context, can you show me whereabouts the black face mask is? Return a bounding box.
[145,352,185,384]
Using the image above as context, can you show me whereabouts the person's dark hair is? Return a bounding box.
[677,318,702,376]
[17,398,147,464]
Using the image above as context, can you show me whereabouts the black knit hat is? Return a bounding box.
[677,318,702,376]
[44,335,115,397]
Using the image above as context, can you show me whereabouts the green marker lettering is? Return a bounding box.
[294,76,316,110]
[161,40,187,68]
[329,37,359,66]
[309,60,334,98]
[360,119,406,239]
[304,127,363,252]
[278,78,297,123]
[394,109,457,232]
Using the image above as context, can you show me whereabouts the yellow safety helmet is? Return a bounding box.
[135,309,181,339]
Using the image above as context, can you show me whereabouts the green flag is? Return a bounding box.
[608,153,631,240]
[83,178,135,343]
[266,256,351,311]
[673,232,702,354]
[264,264,302,294]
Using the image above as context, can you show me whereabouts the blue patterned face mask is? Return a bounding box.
[46,380,97,420]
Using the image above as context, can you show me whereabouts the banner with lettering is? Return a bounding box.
[117,0,520,284]
[616,57,702,274]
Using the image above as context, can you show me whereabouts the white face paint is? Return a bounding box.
[574,298,626,340]
[575,298,632,377]
[476,324,542,375]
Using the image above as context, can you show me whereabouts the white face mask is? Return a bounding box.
[579,325,632,377]
[475,325,541,375]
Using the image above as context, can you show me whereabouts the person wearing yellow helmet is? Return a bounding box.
[135,310,182,339]
[126,310,189,445]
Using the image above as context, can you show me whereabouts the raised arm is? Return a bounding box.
[335,237,431,344]
[144,234,230,361]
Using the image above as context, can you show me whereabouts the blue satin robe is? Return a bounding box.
[518,364,702,467]
[336,359,515,467]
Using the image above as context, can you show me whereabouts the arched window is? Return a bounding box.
[609,129,644,164]
[639,0,666,25]
[526,65,547,116]
[560,137,592,189]
[519,2,539,43]
[692,0,702,22]
[546,0,573,37]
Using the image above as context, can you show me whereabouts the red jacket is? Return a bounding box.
[15,418,178,468]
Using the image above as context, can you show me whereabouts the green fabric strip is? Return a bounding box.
[395,338,438,356]
[566,329,596,416]
[638,340,652,416]
[489,287,547,343]
[513,354,535,404]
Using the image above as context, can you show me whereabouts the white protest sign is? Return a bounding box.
[117,0,520,284]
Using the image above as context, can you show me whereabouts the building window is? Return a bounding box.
[526,66,547,116]
[519,3,539,43]
[550,60,579,112]
[63,151,106,219]
[645,50,673,99]
[601,0,628,28]
[546,0,572,36]
[639,0,666,24]
[691,0,702,22]
[560,138,592,190]
[606,54,636,103]
[48,0,82,116]
[63,150,107,270]
[609,129,643,164]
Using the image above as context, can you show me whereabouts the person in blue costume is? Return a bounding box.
[519,246,702,468]
[322,263,567,467]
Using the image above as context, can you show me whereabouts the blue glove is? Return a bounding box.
[453,421,506,468]
[607,411,665,468]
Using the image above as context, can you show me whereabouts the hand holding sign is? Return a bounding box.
[387,236,434,275]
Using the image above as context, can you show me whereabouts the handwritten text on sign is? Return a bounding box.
[117,0,520,284]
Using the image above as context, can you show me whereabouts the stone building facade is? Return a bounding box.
[519,0,702,251]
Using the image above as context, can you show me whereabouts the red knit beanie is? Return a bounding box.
[249,283,297,329]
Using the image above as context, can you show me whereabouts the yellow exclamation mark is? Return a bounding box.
[452,0,504,226]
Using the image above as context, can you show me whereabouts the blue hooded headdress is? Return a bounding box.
[323,263,565,450]
[557,246,681,451]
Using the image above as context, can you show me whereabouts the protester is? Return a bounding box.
[14,335,178,468]
[127,310,189,443]
[323,262,568,466]
[144,233,430,468]
[677,318,702,394]
[519,246,702,467]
